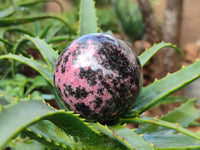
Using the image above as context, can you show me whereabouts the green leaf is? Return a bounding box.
[19,0,64,13]
[0,15,72,30]
[0,7,15,18]
[0,54,54,86]
[139,42,181,67]
[48,35,73,43]
[23,120,82,149]
[0,90,16,106]
[136,99,200,134]
[6,136,47,150]
[120,116,200,141]
[42,25,63,42]
[91,123,154,150]
[143,134,200,149]
[153,96,188,107]
[4,28,35,37]
[79,0,98,36]
[111,125,154,150]
[15,36,59,71]
[0,100,126,150]
[128,59,200,115]
[0,38,14,47]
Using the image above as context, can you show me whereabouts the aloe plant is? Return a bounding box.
[0,0,200,150]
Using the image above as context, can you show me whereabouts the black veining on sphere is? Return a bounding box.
[75,103,94,117]
[94,97,103,108]
[61,53,70,73]
[55,54,63,73]
[97,88,104,95]
[79,68,99,86]
[98,42,134,79]
[63,84,90,99]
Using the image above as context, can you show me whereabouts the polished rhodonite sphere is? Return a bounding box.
[54,33,142,123]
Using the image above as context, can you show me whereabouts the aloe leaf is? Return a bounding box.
[0,54,54,86]
[43,25,63,42]
[91,123,154,150]
[0,29,8,54]
[79,0,98,36]
[0,90,16,106]
[39,25,53,39]
[48,35,73,43]
[5,28,35,37]
[111,125,154,150]
[19,0,64,13]
[154,96,188,107]
[120,116,200,141]
[139,42,181,67]
[143,134,200,149]
[0,38,14,47]
[14,36,59,71]
[22,120,82,149]
[0,15,71,30]
[128,59,200,115]
[136,99,200,134]
[0,7,15,18]
[6,136,47,150]
[0,100,125,150]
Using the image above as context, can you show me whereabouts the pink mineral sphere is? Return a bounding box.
[54,33,142,123]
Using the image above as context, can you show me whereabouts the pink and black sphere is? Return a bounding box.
[54,33,142,123]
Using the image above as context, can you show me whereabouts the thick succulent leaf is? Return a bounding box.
[111,125,154,150]
[48,35,73,43]
[14,36,59,71]
[136,99,200,134]
[0,54,54,86]
[128,59,200,115]
[42,25,63,42]
[22,120,82,149]
[91,123,154,150]
[0,15,71,30]
[139,42,181,67]
[79,0,98,36]
[6,136,47,150]
[0,90,16,106]
[0,38,14,47]
[120,116,200,141]
[154,96,188,107]
[19,0,64,12]
[4,28,35,37]
[0,100,126,150]
[0,7,15,18]
[143,134,200,149]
